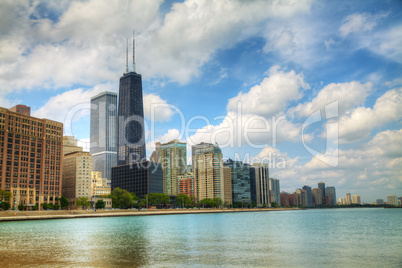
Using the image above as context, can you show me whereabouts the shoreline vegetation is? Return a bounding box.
[0,207,303,222]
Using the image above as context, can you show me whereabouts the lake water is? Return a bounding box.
[0,208,401,267]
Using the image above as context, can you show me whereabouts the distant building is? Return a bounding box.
[0,105,63,209]
[91,171,111,197]
[63,136,83,156]
[62,151,93,205]
[295,188,302,206]
[90,91,118,185]
[326,186,336,206]
[312,188,322,206]
[9,104,31,116]
[223,166,233,205]
[352,194,361,204]
[251,164,270,207]
[224,159,251,204]
[111,161,163,198]
[151,140,186,196]
[376,199,384,205]
[387,195,398,206]
[280,192,297,207]
[178,173,195,197]
[318,181,326,204]
[302,186,313,207]
[339,197,346,205]
[192,143,225,202]
[269,178,280,205]
[346,193,351,205]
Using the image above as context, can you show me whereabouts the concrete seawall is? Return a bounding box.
[0,208,303,222]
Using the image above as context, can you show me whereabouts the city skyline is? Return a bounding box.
[0,1,401,202]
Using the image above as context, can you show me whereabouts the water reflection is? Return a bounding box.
[0,209,401,267]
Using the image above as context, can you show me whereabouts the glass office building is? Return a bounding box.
[90,92,118,185]
[111,161,163,197]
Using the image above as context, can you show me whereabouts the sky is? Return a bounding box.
[0,0,401,203]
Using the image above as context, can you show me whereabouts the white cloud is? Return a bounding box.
[143,93,175,122]
[261,129,402,202]
[227,66,310,117]
[329,87,402,143]
[339,12,388,37]
[289,81,372,118]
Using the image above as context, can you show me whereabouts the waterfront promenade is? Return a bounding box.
[0,207,301,222]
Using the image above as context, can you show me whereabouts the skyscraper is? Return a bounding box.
[387,195,398,206]
[90,92,118,185]
[251,164,270,207]
[152,140,187,196]
[326,186,336,206]
[224,159,251,204]
[269,178,280,206]
[318,181,326,204]
[346,193,351,205]
[312,188,322,206]
[117,34,146,165]
[192,143,225,202]
[302,186,313,207]
[352,194,361,204]
[117,70,146,165]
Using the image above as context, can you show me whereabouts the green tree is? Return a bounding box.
[271,202,279,208]
[1,202,11,210]
[130,192,140,207]
[53,204,60,210]
[111,188,133,208]
[148,193,170,208]
[175,194,191,207]
[212,197,223,208]
[76,197,91,209]
[0,189,12,203]
[60,196,69,209]
[18,203,24,211]
[95,199,106,209]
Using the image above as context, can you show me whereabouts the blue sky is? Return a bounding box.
[0,0,401,203]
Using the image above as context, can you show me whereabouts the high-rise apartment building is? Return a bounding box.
[152,140,186,196]
[312,188,322,206]
[387,195,398,206]
[346,193,351,205]
[302,186,313,207]
[90,91,118,185]
[117,71,146,165]
[269,178,280,206]
[223,159,251,204]
[326,186,336,206]
[251,163,270,207]
[178,173,195,197]
[295,188,302,206]
[192,143,225,202]
[376,199,384,205]
[223,166,233,205]
[0,105,63,209]
[352,194,361,204]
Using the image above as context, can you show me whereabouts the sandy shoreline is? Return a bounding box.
[0,207,303,222]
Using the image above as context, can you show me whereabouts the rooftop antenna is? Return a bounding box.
[133,29,136,73]
[125,38,128,74]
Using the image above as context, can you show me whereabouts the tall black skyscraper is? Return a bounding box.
[117,71,146,165]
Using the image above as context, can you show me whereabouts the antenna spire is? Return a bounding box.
[133,29,136,73]
[125,38,128,74]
